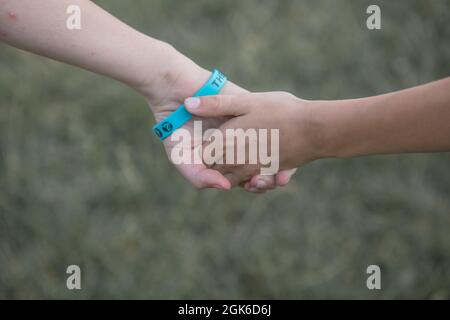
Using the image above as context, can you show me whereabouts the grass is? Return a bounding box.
[0,0,449,298]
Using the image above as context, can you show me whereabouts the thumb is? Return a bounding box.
[184,95,250,118]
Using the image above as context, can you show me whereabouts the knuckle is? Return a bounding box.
[209,95,222,111]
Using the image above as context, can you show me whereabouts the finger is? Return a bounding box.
[185,94,251,118]
[248,174,277,191]
[244,182,267,194]
[222,166,255,188]
[197,168,232,190]
[224,172,243,188]
[240,179,267,194]
[200,136,226,169]
[275,168,298,186]
[177,163,231,190]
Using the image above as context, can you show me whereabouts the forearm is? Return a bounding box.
[315,77,450,158]
[0,1,285,192]
[0,0,193,102]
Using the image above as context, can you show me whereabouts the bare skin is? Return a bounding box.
[185,78,450,186]
[0,0,296,192]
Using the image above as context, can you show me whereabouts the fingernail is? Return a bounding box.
[185,97,200,109]
[255,179,267,189]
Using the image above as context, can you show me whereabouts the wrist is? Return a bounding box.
[137,42,247,121]
[299,100,344,161]
[306,99,367,160]
[132,39,210,115]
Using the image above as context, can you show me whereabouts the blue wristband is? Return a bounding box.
[153,69,227,140]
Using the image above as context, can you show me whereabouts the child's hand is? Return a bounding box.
[185,92,322,187]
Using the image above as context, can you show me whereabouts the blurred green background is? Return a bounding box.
[0,0,449,299]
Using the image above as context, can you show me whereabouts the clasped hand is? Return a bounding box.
[183,92,313,190]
